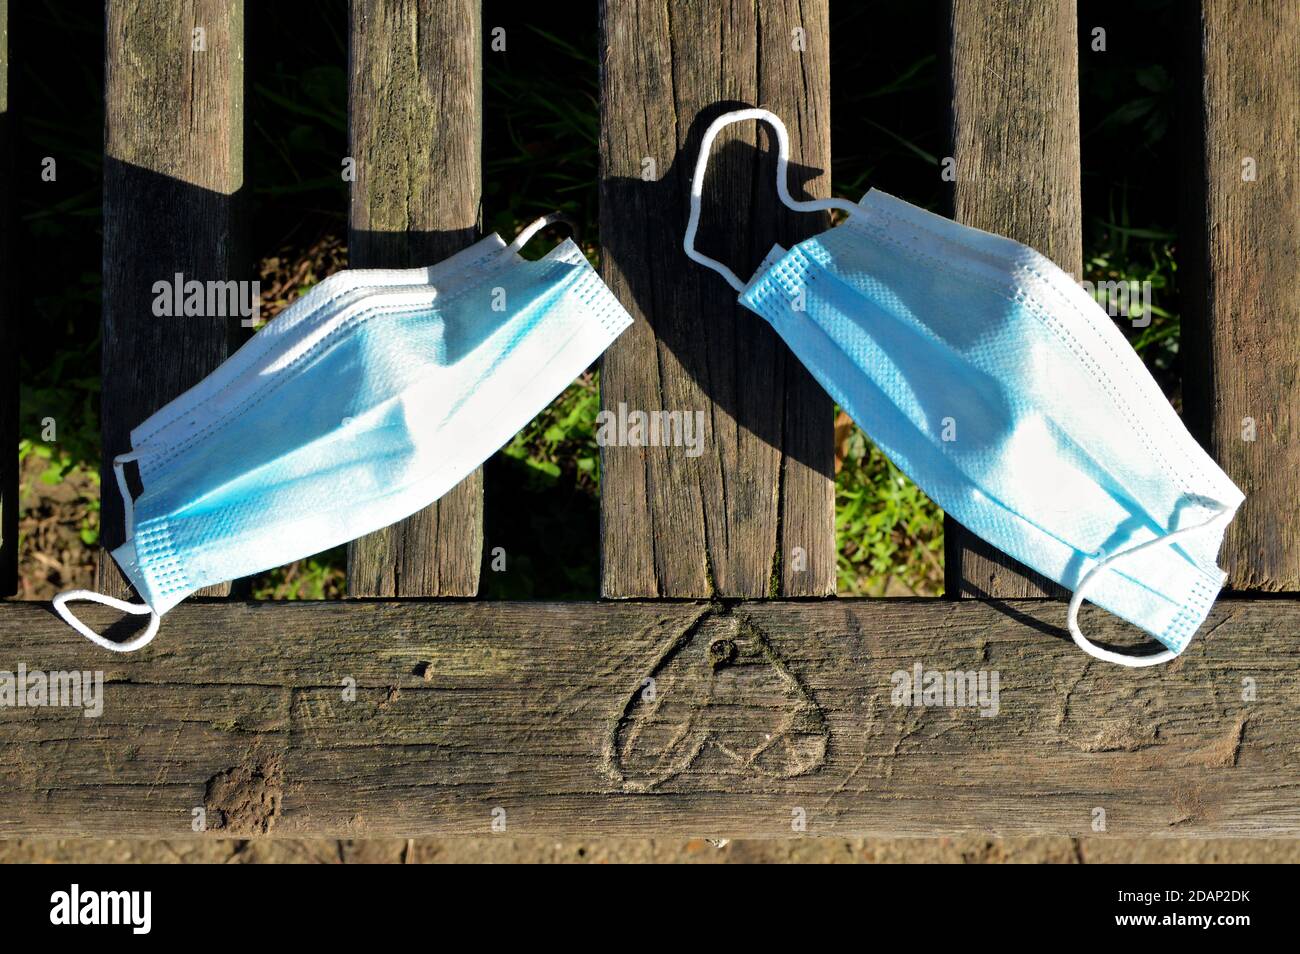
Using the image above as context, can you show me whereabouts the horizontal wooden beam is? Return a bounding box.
[0,598,1296,838]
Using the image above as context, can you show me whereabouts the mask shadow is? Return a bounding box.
[600,102,837,479]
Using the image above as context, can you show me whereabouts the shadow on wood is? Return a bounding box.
[99,157,246,602]
[600,100,837,598]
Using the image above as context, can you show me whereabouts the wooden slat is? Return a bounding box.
[1181,0,1299,591]
[597,0,836,598]
[345,0,483,597]
[1,597,1296,837]
[99,0,243,598]
[0,0,13,596]
[942,0,1082,599]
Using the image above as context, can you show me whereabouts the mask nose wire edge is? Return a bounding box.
[113,449,144,538]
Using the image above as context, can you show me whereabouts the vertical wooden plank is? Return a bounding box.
[942,0,1082,599]
[0,0,13,596]
[1182,0,1300,591]
[346,0,483,597]
[99,0,243,599]
[598,0,836,598]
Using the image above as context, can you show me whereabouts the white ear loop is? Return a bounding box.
[53,590,161,653]
[52,448,160,652]
[1067,505,1235,667]
[505,213,578,257]
[684,107,860,292]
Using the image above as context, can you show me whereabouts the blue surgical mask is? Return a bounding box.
[55,215,633,651]
[685,109,1244,667]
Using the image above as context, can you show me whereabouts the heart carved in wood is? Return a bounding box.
[606,612,828,791]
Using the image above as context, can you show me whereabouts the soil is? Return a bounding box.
[16,453,99,601]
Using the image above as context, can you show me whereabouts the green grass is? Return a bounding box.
[501,374,602,491]
[1084,190,1181,387]
[250,547,346,601]
[835,429,945,596]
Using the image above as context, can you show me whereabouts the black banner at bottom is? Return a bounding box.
[4,859,1283,939]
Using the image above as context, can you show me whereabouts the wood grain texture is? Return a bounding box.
[597,0,836,598]
[1181,0,1299,591]
[942,0,1082,599]
[0,0,13,596]
[0,597,1295,837]
[346,0,484,597]
[99,0,243,598]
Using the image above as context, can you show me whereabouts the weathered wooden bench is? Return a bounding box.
[0,0,1296,839]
